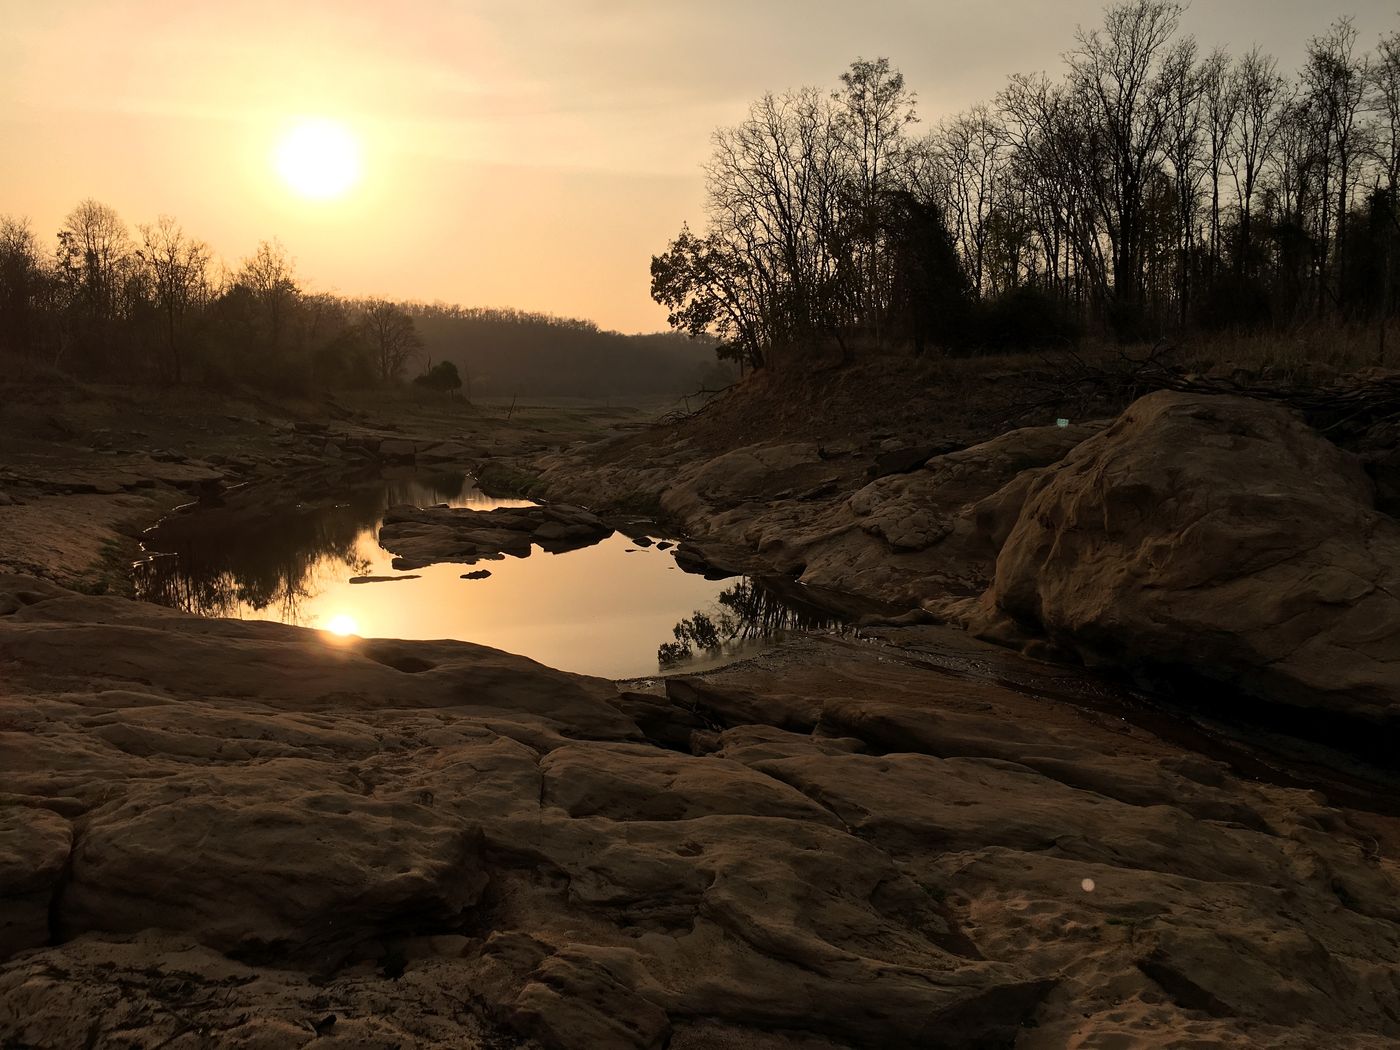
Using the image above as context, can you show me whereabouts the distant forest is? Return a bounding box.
[0,206,726,398]
[409,306,728,399]
[654,1,1400,367]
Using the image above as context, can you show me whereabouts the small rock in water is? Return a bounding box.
[460,570,492,580]
[655,541,673,550]
[348,575,422,584]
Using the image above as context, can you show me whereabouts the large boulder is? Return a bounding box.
[973,391,1400,724]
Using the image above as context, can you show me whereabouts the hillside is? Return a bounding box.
[408,305,733,399]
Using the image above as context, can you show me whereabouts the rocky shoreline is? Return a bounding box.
[537,389,1400,734]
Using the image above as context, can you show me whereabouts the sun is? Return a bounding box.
[275,119,363,200]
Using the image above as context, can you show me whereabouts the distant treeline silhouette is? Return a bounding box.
[654,2,1400,367]
[0,205,725,397]
[409,304,728,399]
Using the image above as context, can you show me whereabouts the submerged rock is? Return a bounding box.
[380,502,612,568]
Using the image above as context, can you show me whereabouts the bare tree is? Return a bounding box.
[1373,28,1400,196]
[0,216,49,358]
[835,57,919,341]
[930,106,1007,296]
[1229,48,1287,277]
[1066,0,1189,325]
[705,86,848,360]
[137,216,212,383]
[360,299,423,382]
[1200,48,1240,277]
[57,199,130,323]
[1162,39,1205,322]
[237,239,298,352]
[1304,19,1368,311]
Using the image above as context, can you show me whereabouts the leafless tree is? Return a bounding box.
[1230,48,1287,277]
[137,216,212,383]
[360,298,423,382]
[1200,48,1239,276]
[1304,19,1369,311]
[835,57,920,341]
[1066,0,1188,321]
[1162,39,1205,321]
[0,216,49,358]
[237,239,298,352]
[57,199,130,323]
[929,106,1008,296]
[705,86,849,360]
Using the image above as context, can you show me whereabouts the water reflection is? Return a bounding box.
[134,471,492,622]
[658,579,842,669]
[131,470,832,678]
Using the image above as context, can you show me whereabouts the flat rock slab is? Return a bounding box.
[380,502,612,568]
[1,577,1398,1049]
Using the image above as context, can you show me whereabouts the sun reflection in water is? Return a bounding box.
[324,613,360,637]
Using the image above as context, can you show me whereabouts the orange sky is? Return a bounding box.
[3,0,1395,332]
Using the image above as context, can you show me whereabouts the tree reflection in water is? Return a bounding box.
[658,578,840,668]
[133,471,470,623]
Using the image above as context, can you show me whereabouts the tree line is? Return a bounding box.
[0,200,726,397]
[652,2,1400,368]
[0,200,431,391]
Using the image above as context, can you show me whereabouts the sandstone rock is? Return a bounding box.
[659,442,825,524]
[867,441,957,479]
[0,807,71,956]
[3,579,1398,1049]
[763,421,1103,608]
[379,438,418,459]
[976,391,1400,725]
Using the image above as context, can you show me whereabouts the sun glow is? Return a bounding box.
[324,613,360,637]
[275,119,363,200]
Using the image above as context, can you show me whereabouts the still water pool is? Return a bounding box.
[133,470,833,679]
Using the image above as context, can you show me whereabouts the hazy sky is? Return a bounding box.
[3,1,1396,332]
